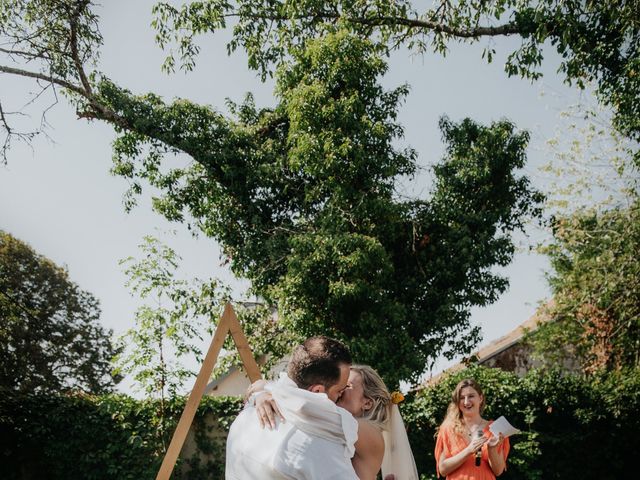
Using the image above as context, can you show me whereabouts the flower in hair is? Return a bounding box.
[390,391,405,404]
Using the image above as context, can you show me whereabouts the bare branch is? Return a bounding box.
[350,15,520,38]
[0,100,38,164]
[39,83,59,131]
[0,102,12,135]
[69,0,93,96]
[0,62,132,129]
[0,46,47,60]
[0,64,86,96]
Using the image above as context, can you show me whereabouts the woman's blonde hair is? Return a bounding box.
[350,364,392,428]
[441,378,485,435]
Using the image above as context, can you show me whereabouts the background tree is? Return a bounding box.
[114,235,228,399]
[535,205,640,372]
[158,32,547,385]
[101,31,543,385]
[0,2,543,386]
[113,235,231,443]
[0,230,117,393]
[114,235,296,394]
[531,103,640,372]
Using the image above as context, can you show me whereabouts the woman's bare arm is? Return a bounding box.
[487,433,506,476]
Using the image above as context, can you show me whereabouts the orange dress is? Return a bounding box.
[434,421,510,480]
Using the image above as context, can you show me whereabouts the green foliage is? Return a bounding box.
[534,201,640,372]
[114,235,229,400]
[0,0,102,78]
[152,0,640,154]
[3,367,638,479]
[532,104,640,373]
[0,389,243,480]
[0,230,117,394]
[100,31,542,386]
[540,102,638,216]
[403,365,640,479]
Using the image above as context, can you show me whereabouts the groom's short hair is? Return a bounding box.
[287,336,352,390]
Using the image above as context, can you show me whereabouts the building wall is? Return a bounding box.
[479,343,541,376]
[206,356,290,397]
[479,342,580,376]
[206,369,253,397]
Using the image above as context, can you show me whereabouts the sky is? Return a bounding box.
[0,1,595,392]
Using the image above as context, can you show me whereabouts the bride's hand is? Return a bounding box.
[255,392,284,429]
[243,379,267,402]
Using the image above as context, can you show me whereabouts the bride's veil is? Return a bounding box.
[381,404,419,480]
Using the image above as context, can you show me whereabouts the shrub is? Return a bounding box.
[0,390,242,480]
[402,366,639,479]
[2,366,637,479]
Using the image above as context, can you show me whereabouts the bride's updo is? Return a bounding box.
[351,364,392,428]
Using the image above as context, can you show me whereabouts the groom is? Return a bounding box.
[225,336,358,479]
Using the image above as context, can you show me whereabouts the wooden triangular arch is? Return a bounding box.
[156,302,262,480]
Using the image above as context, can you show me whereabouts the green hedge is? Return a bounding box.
[0,391,242,480]
[403,366,639,479]
[2,367,638,479]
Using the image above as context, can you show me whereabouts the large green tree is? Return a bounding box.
[0,1,543,385]
[0,230,117,393]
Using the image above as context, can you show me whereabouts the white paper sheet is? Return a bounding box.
[489,416,520,438]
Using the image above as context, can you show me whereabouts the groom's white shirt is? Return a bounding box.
[225,373,359,480]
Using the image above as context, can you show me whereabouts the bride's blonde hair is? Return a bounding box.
[350,364,392,428]
[441,378,485,435]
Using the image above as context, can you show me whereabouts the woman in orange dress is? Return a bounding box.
[435,378,509,479]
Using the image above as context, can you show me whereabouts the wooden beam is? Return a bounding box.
[155,302,262,480]
[227,305,262,383]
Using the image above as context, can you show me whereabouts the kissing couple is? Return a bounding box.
[226,336,419,479]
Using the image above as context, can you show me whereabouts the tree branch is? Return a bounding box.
[219,12,521,38]
[0,46,47,59]
[0,101,12,135]
[69,0,93,96]
[0,100,39,163]
[0,63,130,133]
[0,64,86,96]
[349,15,521,38]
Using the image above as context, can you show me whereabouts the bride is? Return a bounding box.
[248,364,419,480]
